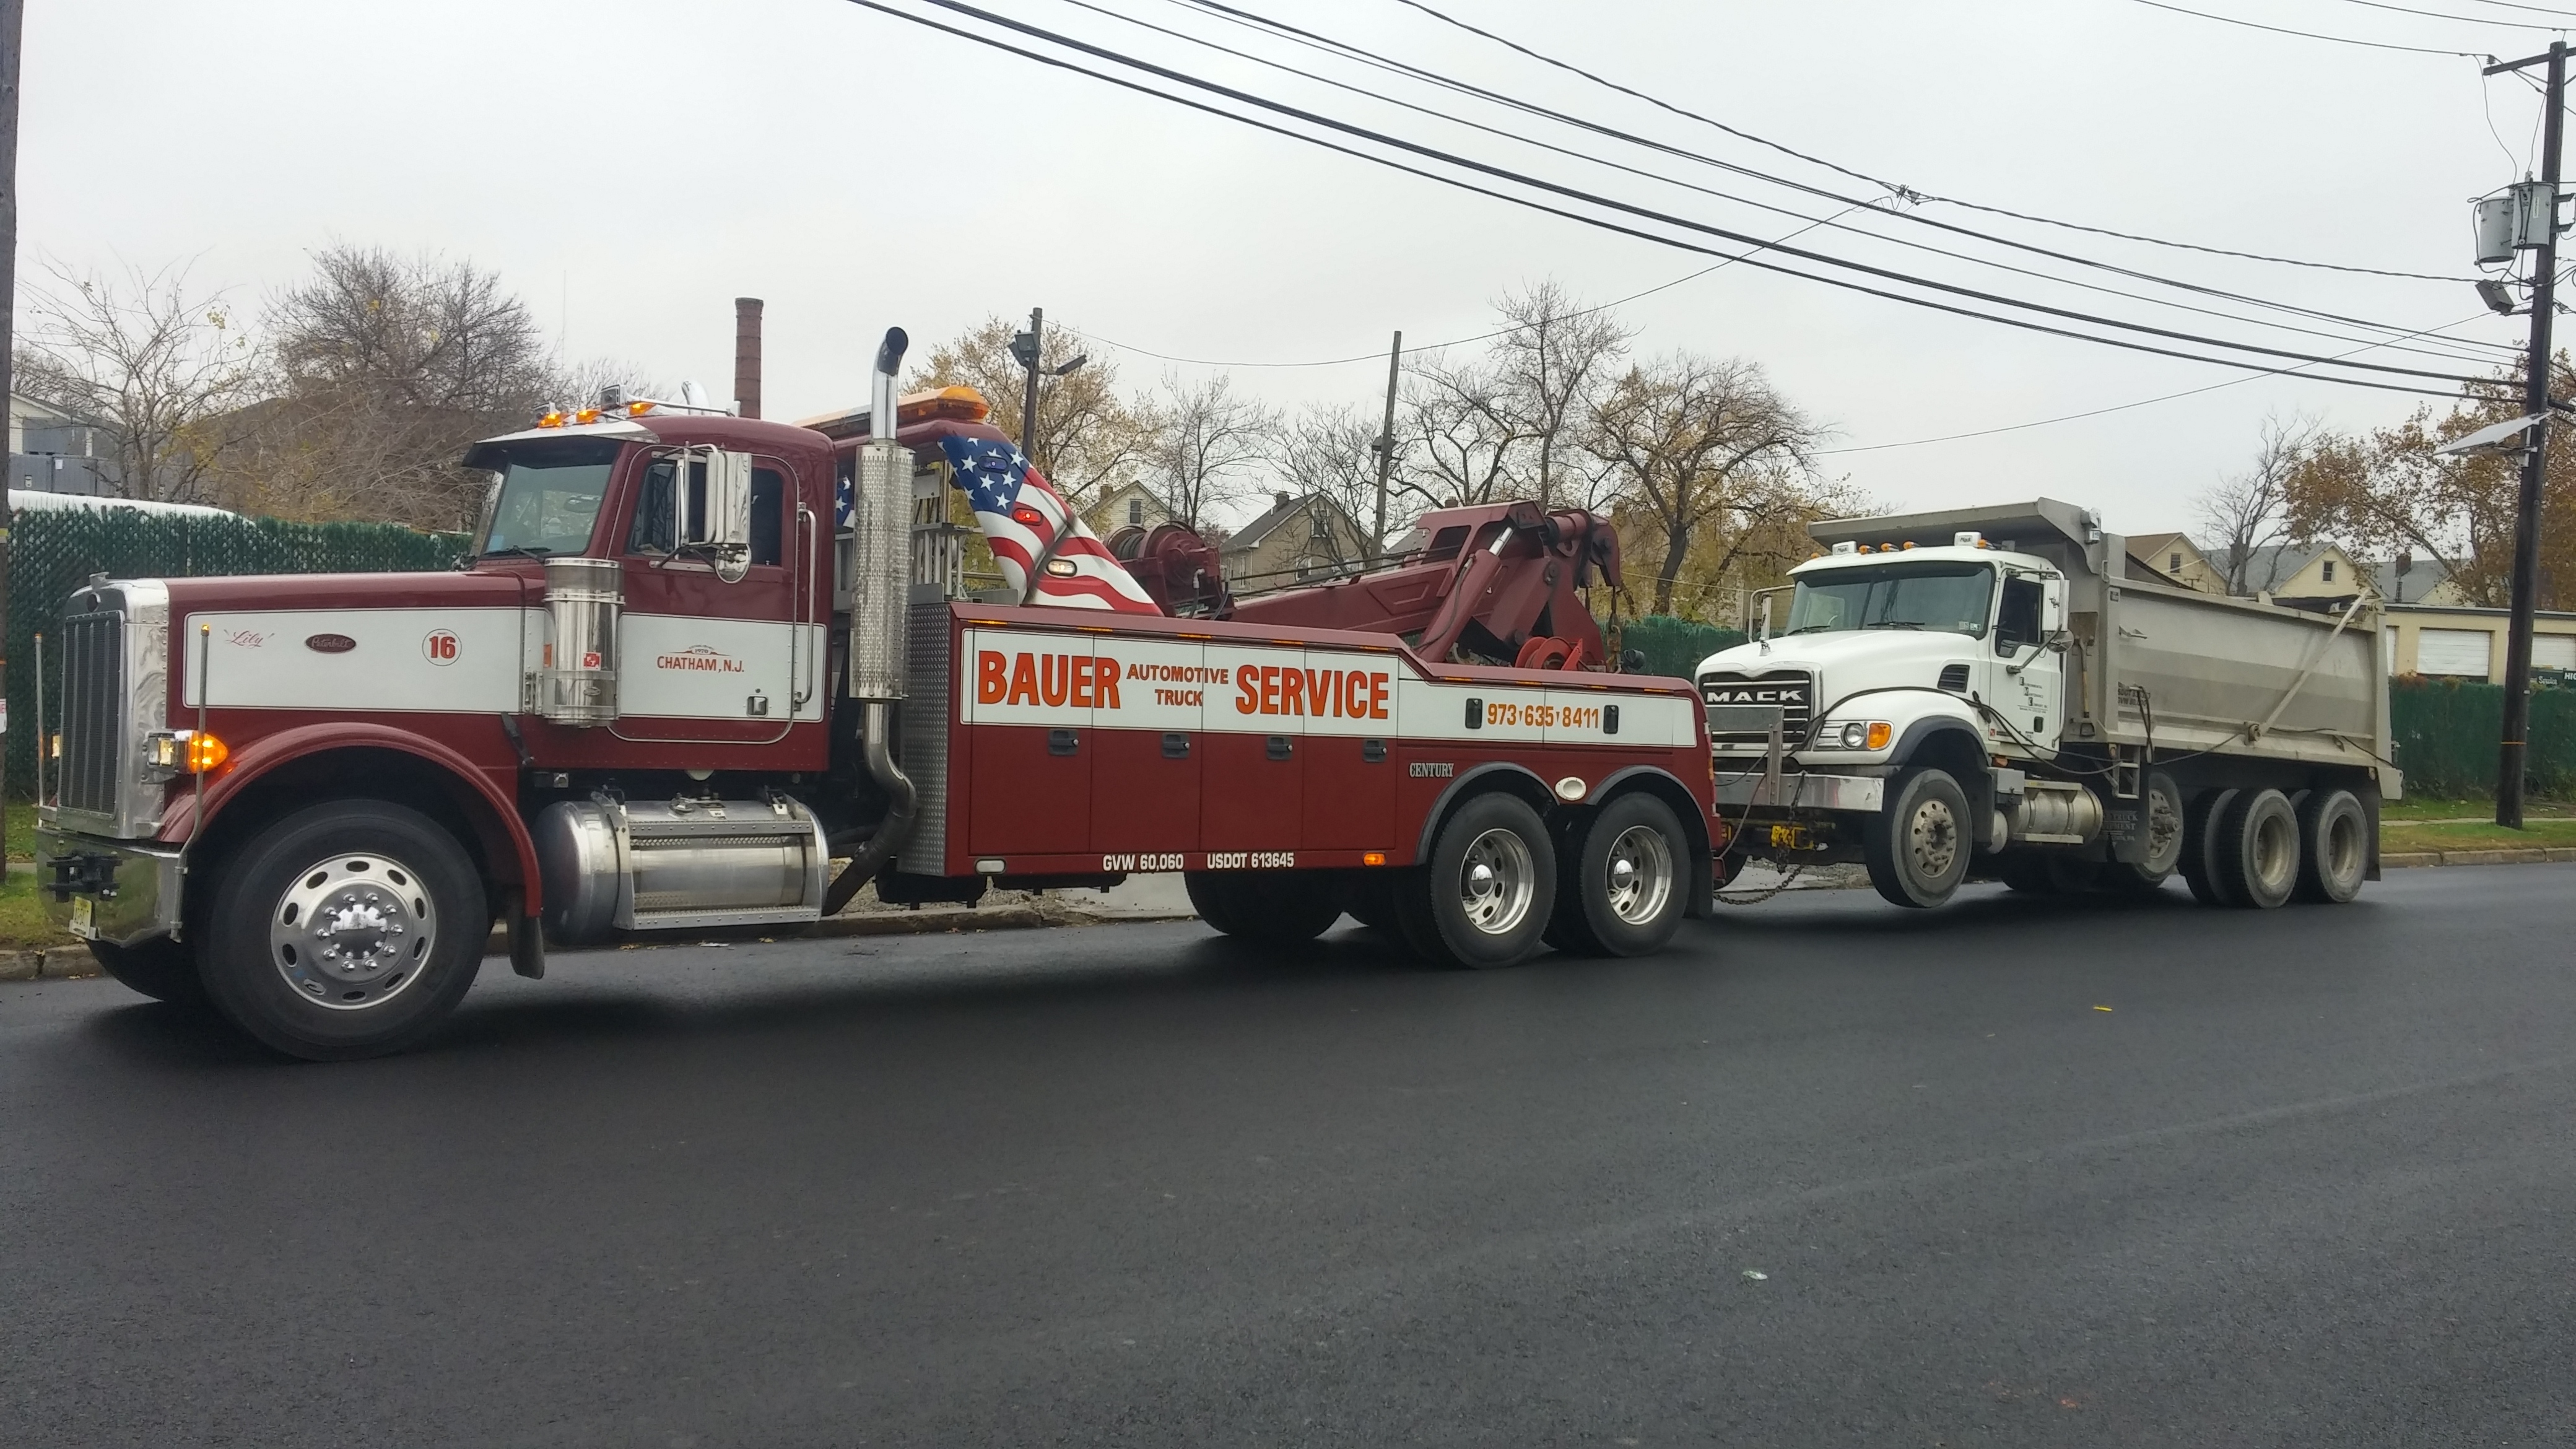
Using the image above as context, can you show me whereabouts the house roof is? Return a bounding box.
[2127,531,2198,559]
[1222,490,1359,553]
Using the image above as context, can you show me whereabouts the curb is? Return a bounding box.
[2382,847,2576,868]
[0,946,101,981]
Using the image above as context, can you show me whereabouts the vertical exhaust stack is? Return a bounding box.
[824,327,920,915]
[733,297,764,419]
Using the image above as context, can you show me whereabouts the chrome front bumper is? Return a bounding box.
[1712,771,1886,812]
[35,824,184,947]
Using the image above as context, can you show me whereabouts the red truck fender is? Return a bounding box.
[156,721,542,913]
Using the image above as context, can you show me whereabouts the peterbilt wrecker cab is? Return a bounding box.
[37,327,1721,1060]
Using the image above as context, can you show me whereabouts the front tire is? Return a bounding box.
[87,937,207,1007]
[1865,767,1972,908]
[1395,792,1557,968]
[197,800,486,1061]
[1550,793,1689,957]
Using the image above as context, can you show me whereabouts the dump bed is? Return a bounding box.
[2090,577,2394,791]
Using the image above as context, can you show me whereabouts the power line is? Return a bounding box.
[2125,0,2497,56]
[846,0,2481,395]
[1378,0,2486,280]
[1181,0,2499,313]
[2324,0,2573,30]
[1055,0,2504,368]
[1064,0,2509,367]
[1818,311,2509,455]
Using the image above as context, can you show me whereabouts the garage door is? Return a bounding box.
[2416,627,2493,677]
[2537,633,2576,672]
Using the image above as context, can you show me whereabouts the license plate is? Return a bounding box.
[68,897,96,939]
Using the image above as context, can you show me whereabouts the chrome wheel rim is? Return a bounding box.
[270,853,435,1011]
[1458,827,1536,936]
[1603,824,1674,925]
[1908,797,1960,879]
[2144,786,2184,872]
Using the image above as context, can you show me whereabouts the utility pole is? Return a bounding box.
[2485,41,2567,830]
[1012,306,1044,468]
[0,0,23,845]
[1369,330,1401,560]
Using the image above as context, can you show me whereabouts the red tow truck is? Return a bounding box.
[36,325,1720,1060]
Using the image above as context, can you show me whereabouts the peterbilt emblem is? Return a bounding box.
[304,633,357,654]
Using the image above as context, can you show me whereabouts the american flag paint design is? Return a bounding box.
[939,435,1163,615]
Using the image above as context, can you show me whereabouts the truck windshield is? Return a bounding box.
[474,440,621,557]
[1785,562,1994,638]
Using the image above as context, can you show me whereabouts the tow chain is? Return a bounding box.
[1712,862,1809,906]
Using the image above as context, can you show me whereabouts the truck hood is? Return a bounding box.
[161,569,534,614]
[1700,629,1983,695]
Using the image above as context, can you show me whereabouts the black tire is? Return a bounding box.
[1394,791,1557,969]
[87,936,207,1007]
[196,800,486,1061]
[2295,788,2370,904]
[1551,793,1690,957]
[2214,788,2300,910]
[1714,850,1747,890]
[1185,870,1341,942]
[2179,788,2240,908]
[2099,770,2185,895]
[1864,767,1972,908]
[1339,871,1400,931]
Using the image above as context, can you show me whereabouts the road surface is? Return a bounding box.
[3,866,2570,1446]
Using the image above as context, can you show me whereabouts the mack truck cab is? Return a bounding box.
[1699,499,2395,912]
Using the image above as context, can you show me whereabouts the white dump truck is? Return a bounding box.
[1697,498,2398,910]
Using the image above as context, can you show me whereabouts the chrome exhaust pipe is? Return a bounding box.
[827,327,920,915]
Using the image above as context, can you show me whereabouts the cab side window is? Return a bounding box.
[627,459,786,567]
[1995,576,2043,648]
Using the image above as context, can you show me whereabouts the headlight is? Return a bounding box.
[1830,720,1894,750]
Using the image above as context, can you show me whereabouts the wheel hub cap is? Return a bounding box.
[271,854,435,1011]
[1458,828,1535,936]
[1602,825,1673,925]
[1910,799,1959,877]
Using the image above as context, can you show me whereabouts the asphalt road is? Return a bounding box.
[4,867,2572,1448]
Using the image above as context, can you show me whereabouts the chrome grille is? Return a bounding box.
[58,609,127,816]
[896,598,952,872]
[1699,669,1813,746]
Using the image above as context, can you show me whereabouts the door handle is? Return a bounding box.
[1162,732,1190,759]
[1266,736,1293,761]
[1048,728,1079,756]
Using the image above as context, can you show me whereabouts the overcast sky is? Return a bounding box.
[20,0,2559,534]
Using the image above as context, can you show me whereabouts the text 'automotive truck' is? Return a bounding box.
[36,327,1720,1059]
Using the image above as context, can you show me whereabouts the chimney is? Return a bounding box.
[733,297,765,420]
[1274,490,1292,511]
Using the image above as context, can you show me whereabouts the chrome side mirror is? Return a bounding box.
[679,446,755,582]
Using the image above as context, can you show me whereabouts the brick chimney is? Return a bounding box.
[733,297,764,420]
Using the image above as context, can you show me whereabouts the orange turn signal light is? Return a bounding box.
[536,410,568,429]
[1362,851,1387,866]
[1865,721,1892,751]
[186,732,229,773]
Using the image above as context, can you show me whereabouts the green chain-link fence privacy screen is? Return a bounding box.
[1617,614,1747,681]
[8,509,468,796]
[2389,676,2576,800]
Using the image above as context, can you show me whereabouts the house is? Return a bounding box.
[2126,532,2227,594]
[1084,479,1176,535]
[2381,603,2576,680]
[1222,490,1370,597]
[9,391,121,497]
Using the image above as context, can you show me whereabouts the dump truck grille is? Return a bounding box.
[1698,669,1813,746]
[58,609,129,816]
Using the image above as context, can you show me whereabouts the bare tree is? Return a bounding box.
[1587,352,1828,615]
[1270,401,1386,549]
[2196,413,2322,595]
[218,246,564,528]
[12,259,264,503]
[1141,372,1277,531]
[1487,279,1632,508]
[1400,352,1525,514]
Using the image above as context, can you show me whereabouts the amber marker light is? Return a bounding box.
[536,410,567,429]
[1866,721,1893,751]
[186,732,230,773]
[573,407,601,425]
[1362,853,1387,866]
[626,399,658,417]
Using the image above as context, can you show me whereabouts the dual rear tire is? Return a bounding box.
[2181,786,2368,909]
